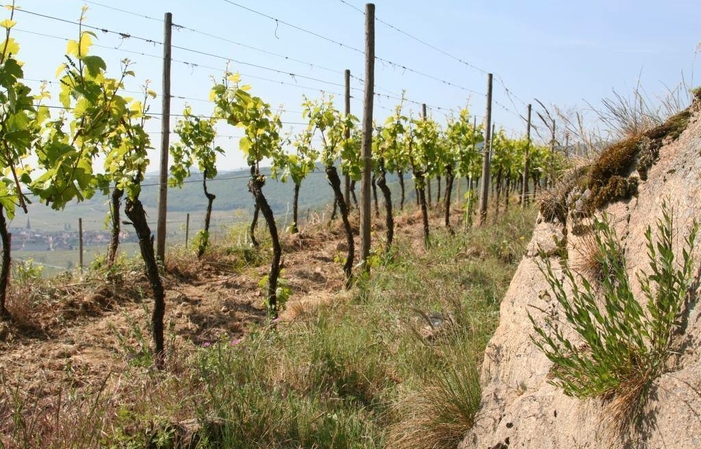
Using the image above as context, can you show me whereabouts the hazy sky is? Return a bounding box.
[5,0,701,170]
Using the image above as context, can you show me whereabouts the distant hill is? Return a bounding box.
[138,166,335,215]
[17,165,426,236]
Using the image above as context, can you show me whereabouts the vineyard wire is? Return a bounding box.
[12,5,538,138]
[13,12,484,124]
[217,0,488,97]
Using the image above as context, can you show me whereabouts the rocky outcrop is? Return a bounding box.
[461,99,701,449]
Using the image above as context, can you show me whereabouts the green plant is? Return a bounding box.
[170,106,224,259]
[12,257,44,285]
[0,5,48,319]
[530,205,698,432]
[212,71,285,317]
[303,95,358,283]
[110,306,154,369]
[258,273,291,313]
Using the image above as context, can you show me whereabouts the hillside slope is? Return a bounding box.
[461,98,701,448]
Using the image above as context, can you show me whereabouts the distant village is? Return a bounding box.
[6,218,139,252]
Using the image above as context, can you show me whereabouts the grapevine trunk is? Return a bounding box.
[107,187,123,268]
[415,172,430,246]
[0,206,10,320]
[326,166,354,286]
[377,167,394,250]
[398,170,405,210]
[199,173,216,259]
[292,182,300,234]
[248,175,281,316]
[444,165,454,230]
[124,197,166,368]
[350,180,358,208]
[250,203,260,248]
[372,175,380,217]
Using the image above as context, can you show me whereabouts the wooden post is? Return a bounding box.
[521,103,532,206]
[185,213,190,248]
[478,73,493,226]
[359,3,375,268]
[78,218,83,271]
[344,69,352,208]
[156,12,172,262]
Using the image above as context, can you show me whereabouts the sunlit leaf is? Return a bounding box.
[0,37,20,57]
[239,136,252,155]
[66,39,80,57]
[0,19,16,29]
[81,55,106,77]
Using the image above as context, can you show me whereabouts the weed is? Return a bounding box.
[12,258,44,286]
[389,352,481,449]
[571,223,623,284]
[259,273,291,312]
[110,306,154,369]
[530,204,698,434]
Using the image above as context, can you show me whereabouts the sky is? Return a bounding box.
[4,0,701,171]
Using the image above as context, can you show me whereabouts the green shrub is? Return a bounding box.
[531,204,698,430]
[12,257,44,285]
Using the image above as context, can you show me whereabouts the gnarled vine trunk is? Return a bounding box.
[372,174,380,217]
[331,197,338,222]
[414,171,430,247]
[350,180,358,208]
[427,177,432,209]
[376,165,394,250]
[291,182,300,234]
[398,170,406,210]
[250,203,260,248]
[199,172,216,259]
[248,172,282,316]
[495,171,503,219]
[124,197,166,368]
[107,187,123,268]
[326,165,354,286]
[0,206,11,320]
[444,165,455,230]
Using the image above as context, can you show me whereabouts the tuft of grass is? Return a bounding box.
[571,226,614,284]
[530,204,698,435]
[388,339,481,449]
[539,166,590,224]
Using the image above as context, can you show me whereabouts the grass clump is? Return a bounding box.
[388,342,481,449]
[531,203,698,434]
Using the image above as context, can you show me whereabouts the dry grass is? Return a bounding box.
[388,353,481,449]
[538,165,590,224]
[593,80,694,141]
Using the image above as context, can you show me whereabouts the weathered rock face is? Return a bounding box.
[461,101,701,449]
